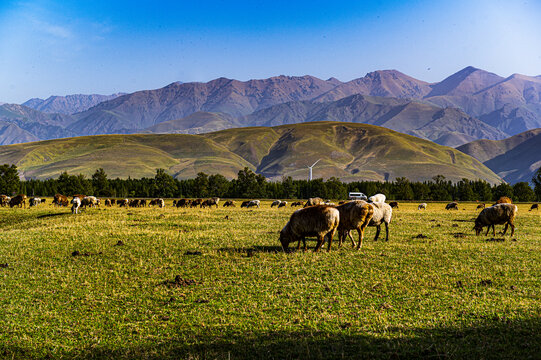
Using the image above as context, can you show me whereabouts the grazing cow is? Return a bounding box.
[389,201,399,209]
[495,196,512,205]
[477,203,486,210]
[118,199,129,207]
[105,199,112,207]
[368,193,386,203]
[223,200,235,207]
[201,197,219,208]
[0,195,10,207]
[474,203,518,237]
[9,194,27,208]
[71,197,81,214]
[304,197,324,208]
[81,196,98,208]
[418,203,427,210]
[279,205,340,252]
[271,200,282,208]
[445,202,459,210]
[278,201,287,208]
[530,204,539,211]
[336,200,374,249]
[246,200,260,208]
[53,194,69,207]
[29,197,41,207]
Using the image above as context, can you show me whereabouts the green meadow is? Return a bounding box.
[0,201,539,359]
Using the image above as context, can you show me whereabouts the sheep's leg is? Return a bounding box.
[374,225,381,241]
[347,231,356,248]
[296,238,302,250]
[384,222,389,242]
[302,237,307,251]
[502,223,509,236]
[509,222,515,237]
[485,226,490,236]
[314,235,325,252]
[492,225,496,236]
[355,227,365,250]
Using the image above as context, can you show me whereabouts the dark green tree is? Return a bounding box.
[92,168,112,196]
[513,182,535,202]
[0,164,20,195]
[208,174,230,197]
[193,172,209,197]
[152,169,177,197]
[492,182,514,201]
[533,167,541,201]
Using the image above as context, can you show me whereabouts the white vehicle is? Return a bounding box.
[348,192,367,200]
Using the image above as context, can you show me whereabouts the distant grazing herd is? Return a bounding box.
[0,192,538,252]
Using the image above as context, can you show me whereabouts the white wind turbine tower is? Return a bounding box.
[308,159,320,181]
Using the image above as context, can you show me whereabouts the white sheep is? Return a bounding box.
[368,193,386,203]
[71,197,81,214]
[418,203,427,210]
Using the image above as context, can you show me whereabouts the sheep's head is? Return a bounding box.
[473,222,483,236]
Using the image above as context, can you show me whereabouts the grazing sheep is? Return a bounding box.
[240,200,250,208]
[81,196,98,208]
[279,205,340,252]
[304,197,324,208]
[246,200,260,208]
[530,204,539,211]
[29,197,41,207]
[495,196,512,205]
[40,199,46,204]
[223,200,235,207]
[176,199,189,208]
[271,200,282,208]
[72,194,86,200]
[191,199,203,208]
[368,193,386,203]
[139,199,147,207]
[389,201,399,209]
[474,203,518,237]
[118,199,129,207]
[105,199,112,207]
[445,202,459,210]
[290,201,303,207]
[9,194,27,208]
[0,195,10,207]
[278,201,287,208]
[201,197,219,208]
[367,202,392,241]
[477,203,486,210]
[335,200,374,250]
[110,199,116,205]
[418,203,427,210]
[71,197,81,214]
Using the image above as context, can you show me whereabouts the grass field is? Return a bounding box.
[0,200,539,359]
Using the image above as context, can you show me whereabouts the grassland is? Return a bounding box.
[0,201,539,359]
[0,122,503,183]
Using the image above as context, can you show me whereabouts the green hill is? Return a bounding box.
[0,122,502,183]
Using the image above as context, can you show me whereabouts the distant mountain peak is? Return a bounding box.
[426,66,503,97]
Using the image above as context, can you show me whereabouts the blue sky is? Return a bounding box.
[1,0,540,103]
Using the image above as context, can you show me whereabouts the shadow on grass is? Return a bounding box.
[36,212,71,219]
[3,318,540,359]
[218,245,285,255]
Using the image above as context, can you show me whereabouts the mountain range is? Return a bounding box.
[0,122,502,184]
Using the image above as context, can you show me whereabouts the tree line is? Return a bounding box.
[1,164,541,202]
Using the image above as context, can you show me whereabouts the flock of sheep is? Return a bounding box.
[1,192,537,252]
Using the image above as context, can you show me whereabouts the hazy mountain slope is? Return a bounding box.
[315,70,432,102]
[0,122,501,184]
[457,128,541,184]
[242,95,507,146]
[69,76,341,135]
[479,104,541,136]
[426,66,504,97]
[0,121,39,145]
[23,93,125,115]
[144,112,239,134]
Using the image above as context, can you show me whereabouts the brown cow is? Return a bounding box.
[335,200,374,250]
[9,194,27,208]
[279,205,340,252]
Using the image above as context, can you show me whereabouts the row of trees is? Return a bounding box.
[2,164,541,201]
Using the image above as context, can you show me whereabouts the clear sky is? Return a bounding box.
[1,0,540,103]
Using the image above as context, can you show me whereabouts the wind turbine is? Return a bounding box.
[308,159,320,181]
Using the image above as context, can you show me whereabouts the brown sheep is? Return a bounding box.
[201,197,219,208]
[139,199,147,207]
[53,194,69,207]
[335,200,374,250]
[389,201,399,209]
[105,199,112,207]
[176,199,189,208]
[279,205,340,252]
[9,194,27,208]
[240,200,250,208]
[530,204,539,211]
[445,202,459,210]
[474,203,518,237]
[223,200,235,207]
[290,201,303,207]
[476,203,486,210]
[0,195,10,207]
[278,201,287,208]
[495,196,512,205]
[304,197,324,208]
[191,198,203,208]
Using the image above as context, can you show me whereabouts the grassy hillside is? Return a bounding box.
[0,122,502,183]
[457,128,541,184]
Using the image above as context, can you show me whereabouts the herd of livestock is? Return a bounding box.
[1,192,538,252]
